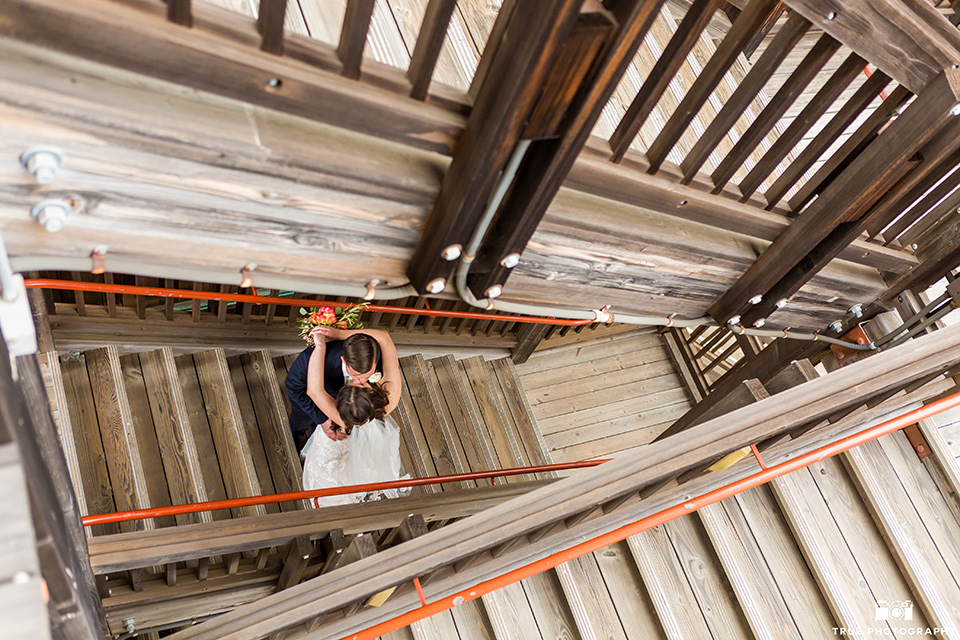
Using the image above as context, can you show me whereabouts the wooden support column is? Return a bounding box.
[337,0,375,80]
[407,0,458,100]
[257,0,288,55]
[166,0,192,27]
[661,328,708,403]
[468,0,666,298]
[510,322,550,364]
[710,68,960,327]
[405,0,584,293]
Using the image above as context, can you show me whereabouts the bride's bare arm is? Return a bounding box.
[306,336,345,429]
[310,326,402,414]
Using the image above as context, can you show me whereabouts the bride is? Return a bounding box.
[300,326,409,508]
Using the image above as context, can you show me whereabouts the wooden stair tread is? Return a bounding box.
[554,554,628,640]
[518,570,579,640]
[139,348,212,525]
[772,460,924,632]
[844,434,960,629]
[481,582,543,640]
[591,541,666,639]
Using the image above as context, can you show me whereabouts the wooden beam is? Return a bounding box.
[645,0,782,174]
[0,0,466,156]
[609,0,722,163]
[257,0,288,56]
[709,68,960,326]
[469,0,669,297]
[680,11,811,183]
[407,0,458,101]
[165,0,192,27]
[742,1,786,58]
[511,322,550,365]
[405,0,584,293]
[156,322,960,640]
[711,33,840,190]
[337,0,376,80]
[781,0,960,94]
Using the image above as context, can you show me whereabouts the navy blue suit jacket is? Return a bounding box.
[285,341,345,429]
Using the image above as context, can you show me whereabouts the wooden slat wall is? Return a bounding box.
[516,328,693,463]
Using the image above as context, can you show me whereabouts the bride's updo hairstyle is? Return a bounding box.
[342,333,380,376]
[336,385,389,433]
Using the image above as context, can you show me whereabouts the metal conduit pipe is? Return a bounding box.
[0,230,18,302]
[885,300,955,349]
[873,291,951,348]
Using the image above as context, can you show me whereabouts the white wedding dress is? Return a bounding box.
[301,415,411,508]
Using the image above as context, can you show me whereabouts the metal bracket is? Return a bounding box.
[829,324,870,365]
[903,424,932,460]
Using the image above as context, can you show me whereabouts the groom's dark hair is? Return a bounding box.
[342,333,380,373]
[336,384,388,432]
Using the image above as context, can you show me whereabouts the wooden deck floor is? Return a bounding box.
[516,328,693,463]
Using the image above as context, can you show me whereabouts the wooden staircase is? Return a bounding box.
[38,341,960,639]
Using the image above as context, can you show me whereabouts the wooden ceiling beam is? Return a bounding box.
[404,0,584,294]
[782,0,960,94]
[337,0,376,80]
[466,0,664,299]
[0,0,467,155]
[710,68,960,326]
[407,0,458,101]
[609,0,723,163]
[645,0,782,175]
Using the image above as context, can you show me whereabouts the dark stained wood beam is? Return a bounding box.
[747,69,892,205]
[788,85,913,212]
[680,11,810,183]
[510,322,550,364]
[609,0,723,163]
[710,68,960,326]
[405,0,584,294]
[645,0,782,174]
[782,0,960,94]
[873,147,960,242]
[407,0,458,100]
[165,0,192,27]
[878,213,960,308]
[257,0,288,56]
[710,33,840,190]
[742,1,785,58]
[338,0,376,80]
[468,0,676,298]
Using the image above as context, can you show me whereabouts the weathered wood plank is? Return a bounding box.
[139,348,212,525]
[85,346,156,533]
[337,0,376,79]
[554,554,628,640]
[228,355,281,515]
[193,350,266,518]
[407,0,458,100]
[628,526,713,638]
[240,351,304,508]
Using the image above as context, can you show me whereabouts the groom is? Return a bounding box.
[285,331,381,448]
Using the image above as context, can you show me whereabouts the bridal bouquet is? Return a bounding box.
[298,303,368,345]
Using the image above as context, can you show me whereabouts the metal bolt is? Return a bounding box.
[910,243,918,251]
[267,78,282,88]
[499,252,520,269]
[678,200,688,207]
[13,571,30,585]
[849,303,863,317]
[748,294,763,305]
[425,278,445,294]
[441,244,462,261]
[20,147,62,185]
[485,284,503,299]
[775,298,788,309]
[30,199,70,232]
[123,618,136,635]
[826,11,836,19]
[951,102,960,117]
[753,318,765,328]
[727,315,741,325]
[829,320,843,333]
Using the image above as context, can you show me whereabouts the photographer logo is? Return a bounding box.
[876,600,914,621]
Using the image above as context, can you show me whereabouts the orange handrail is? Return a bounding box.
[80,459,608,526]
[343,390,960,640]
[24,279,594,326]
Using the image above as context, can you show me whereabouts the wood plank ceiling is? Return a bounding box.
[1,0,959,332]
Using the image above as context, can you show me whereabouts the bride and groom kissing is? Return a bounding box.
[285,325,409,507]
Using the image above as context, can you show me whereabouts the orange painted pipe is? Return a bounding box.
[342,390,960,640]
[863,65,889,101]
[80,459,608,526]
[24,279,593,326]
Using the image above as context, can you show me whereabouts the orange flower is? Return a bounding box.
[336,320,349,329]
[309,307,337,325]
